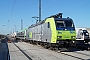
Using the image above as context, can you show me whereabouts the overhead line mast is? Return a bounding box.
[39,0,41,22]
[39,0,42,41]
[21,19,23,30]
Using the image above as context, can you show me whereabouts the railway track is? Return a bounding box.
[60,51,90,60]
[13,43,32,60]
[24,41,90,60]
[9,41,90,60]
[46,46,90,60]
[74,51,90,56]
[10,39,90,60]
[45,46,90,60]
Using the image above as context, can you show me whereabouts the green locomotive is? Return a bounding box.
[26,13,76,48]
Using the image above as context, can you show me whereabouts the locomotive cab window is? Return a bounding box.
[55,20,74,28]
[83,30,89,36]
[55,21,65,28]
[48,22,50,28]
[64,20,74,27]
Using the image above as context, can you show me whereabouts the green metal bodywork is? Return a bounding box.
[29,32,32,38]
[57,30,76,40]
[28,17,76,43]
[45,18,57,43]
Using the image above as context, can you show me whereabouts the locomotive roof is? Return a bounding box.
[28,17,72,29]
[28,20,46,28]
[28,13,73,28]
[54,18,72,20]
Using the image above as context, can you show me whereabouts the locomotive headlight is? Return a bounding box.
[71,36,75,38]
[57,36,62,38]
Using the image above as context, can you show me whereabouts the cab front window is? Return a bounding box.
[55,20,65,28]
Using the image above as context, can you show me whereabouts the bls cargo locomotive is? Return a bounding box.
[24,13,76,49]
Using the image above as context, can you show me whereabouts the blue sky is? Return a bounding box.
[0,0,90,34]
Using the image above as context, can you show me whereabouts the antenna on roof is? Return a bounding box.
[57,13,63,18]
[49,13,63,18]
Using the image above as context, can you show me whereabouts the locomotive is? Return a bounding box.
[16,28,27,41]
[16,13,76,49]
